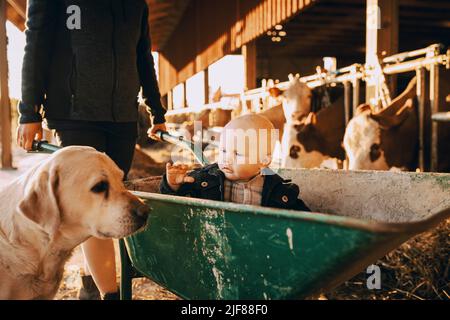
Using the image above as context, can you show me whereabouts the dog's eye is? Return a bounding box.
[91,181,109,194]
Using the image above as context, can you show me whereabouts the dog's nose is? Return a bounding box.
[132,203,150,220]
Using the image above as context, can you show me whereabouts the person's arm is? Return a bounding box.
[18,0,57,124]
[137,4,166,125]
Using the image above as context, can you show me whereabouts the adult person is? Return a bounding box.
[17,0,166,299]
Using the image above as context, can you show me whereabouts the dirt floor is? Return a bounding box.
[1,143,448,300]
[54,243,180,300]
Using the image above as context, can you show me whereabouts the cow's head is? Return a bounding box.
[344,77,418,171]
[270,74,312,122]
[343,99,416,171]
[284,112,330,168]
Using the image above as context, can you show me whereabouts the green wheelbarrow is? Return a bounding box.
[120,132,450,300]
[123,170,449,300]
[32,139,450,300]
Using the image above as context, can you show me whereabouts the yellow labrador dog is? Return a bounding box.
[0,146,150,299]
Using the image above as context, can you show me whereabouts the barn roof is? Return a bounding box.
[5,0,191,51]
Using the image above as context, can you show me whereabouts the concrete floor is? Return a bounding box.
[0,146,50,187]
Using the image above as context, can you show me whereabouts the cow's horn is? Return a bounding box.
[355,104,372,115]
[304,112,317,126]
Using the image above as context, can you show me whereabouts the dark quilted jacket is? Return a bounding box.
[18,0,166,124]
[160,163,311,212]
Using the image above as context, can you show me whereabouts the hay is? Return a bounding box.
[327,218,449,300]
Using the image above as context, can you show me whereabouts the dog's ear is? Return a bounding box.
[18,165,61,238]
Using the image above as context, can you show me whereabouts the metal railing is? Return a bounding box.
[162,44,449,172]
[374,44,449,172]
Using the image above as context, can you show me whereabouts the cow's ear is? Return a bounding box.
[370,98,414,129]
[304,112,317,126]
[268,87,283,98]
[355,104,372,115]
[288,73,295,82]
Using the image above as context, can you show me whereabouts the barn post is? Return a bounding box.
[352,78,360,113]
[0,0,13,169]
[344,81,352,125]
[182,82,187,108]
[351,64,361,115]
[203,69,209,104]
[167,89,173,110]
[242,40,257,91]
[430,62,440,172]
[365,0,399,105]
[416,67,426,172]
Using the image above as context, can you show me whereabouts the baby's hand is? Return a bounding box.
[166,163,195,191]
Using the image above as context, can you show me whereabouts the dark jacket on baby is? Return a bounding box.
[160,163,311,212]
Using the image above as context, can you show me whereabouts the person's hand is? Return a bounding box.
[166,163,195,192]
[17,122,43,151]
[148,122,167,141]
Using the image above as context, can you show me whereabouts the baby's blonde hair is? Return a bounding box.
[221,114,278,164]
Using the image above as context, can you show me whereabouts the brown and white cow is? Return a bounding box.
[263,74,313,130]
[287,94,347,168]
[343,77,418,171]
[261,75,313,165]
[262,75,348,169]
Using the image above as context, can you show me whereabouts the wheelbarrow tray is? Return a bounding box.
[124,169,450,299]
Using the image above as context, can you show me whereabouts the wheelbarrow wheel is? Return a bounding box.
[119,239,133,300]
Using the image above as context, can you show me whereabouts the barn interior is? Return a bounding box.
[256,0,450,85]
[2,0,449,170]
[0,0,449,301]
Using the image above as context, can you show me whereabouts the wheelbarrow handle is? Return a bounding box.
[155,130,209,166]
[31,140,61,153]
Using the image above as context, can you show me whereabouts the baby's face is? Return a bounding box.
[218,125,273,181]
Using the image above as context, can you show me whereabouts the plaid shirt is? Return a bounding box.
[223,174,265,205]
[160,164,311,212]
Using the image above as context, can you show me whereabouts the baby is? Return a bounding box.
[160,114,310,211]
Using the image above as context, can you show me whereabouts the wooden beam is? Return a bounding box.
[0,0,13,169]
[416,67,426,172]
[430,62,439,172]
[242,40,257,91]
[167,90,173,110]
[378,0,398,95]
[203,69,209,104]
[6,0,26,18]
[365,0,399,103]
[182,82,187,108]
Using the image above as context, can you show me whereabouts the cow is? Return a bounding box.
[261,75,314,167]
[261,75,348,169]
[287,94,347,168]
[343,77,418,171]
